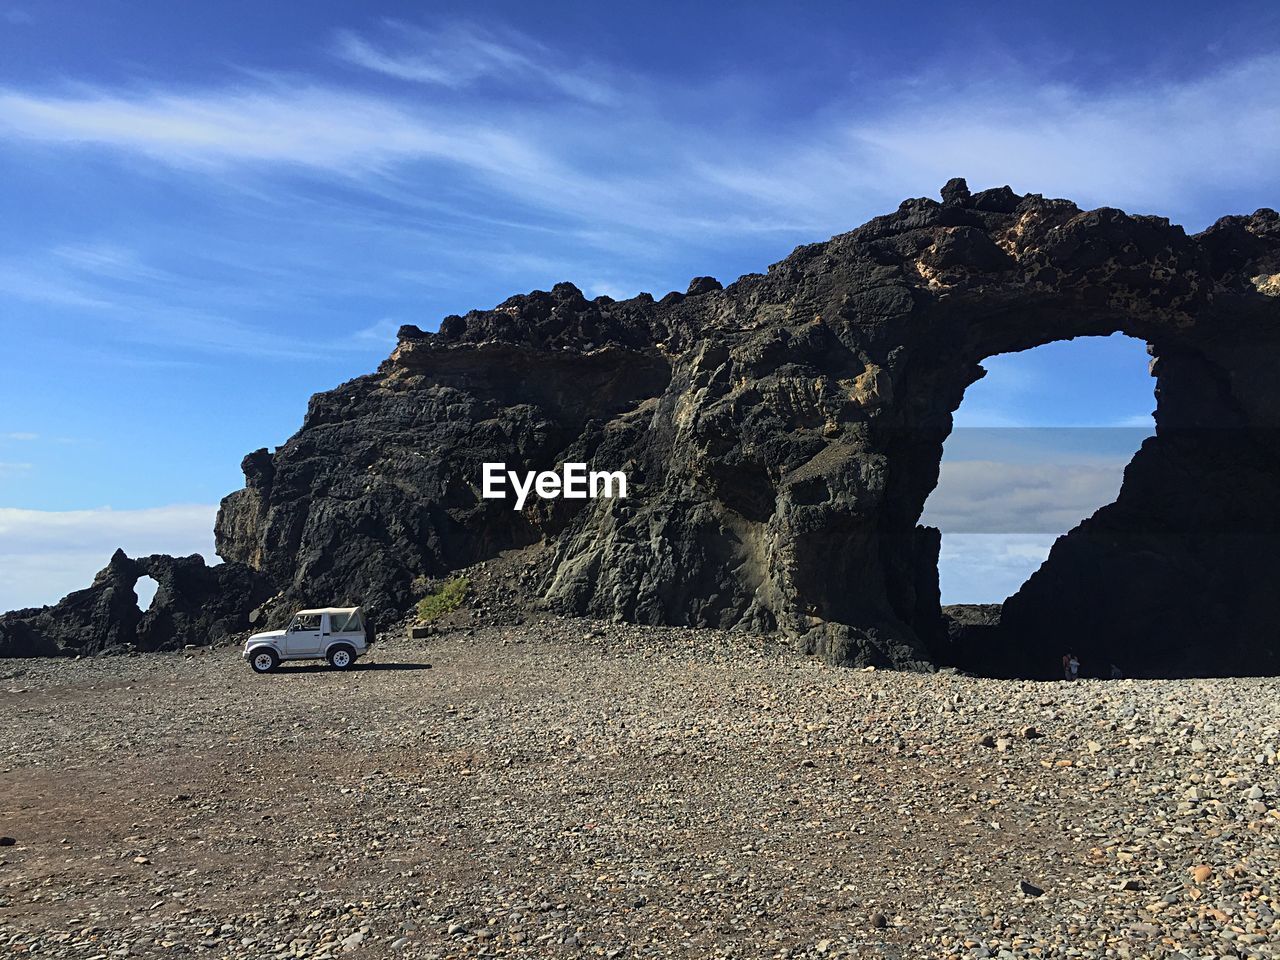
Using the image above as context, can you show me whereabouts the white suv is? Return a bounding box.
[242,607,373,673]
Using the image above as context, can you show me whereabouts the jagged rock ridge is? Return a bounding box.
[5,179,1280,676]
[0,550,268,657]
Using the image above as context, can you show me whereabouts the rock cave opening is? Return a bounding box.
[133,575,159,612]
[923,331,1156,620]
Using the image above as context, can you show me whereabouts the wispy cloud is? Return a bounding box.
[0,504,218,610]
[350,317,400,346]
[848,56,1280,213]
[1,432,38,441]
[586,280,640,301]
[0,461,32,477]
[51,242,172,283]
[696,55,1280,228]
[0,261,118,308]
[1112,413,1157,428]
[0,46,1275,264]
[0,84,537,177]
[0,240,412,361]
[1,45,1276,251]
[334,20,619,105]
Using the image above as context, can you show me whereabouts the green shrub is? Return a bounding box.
[416,577,469,622]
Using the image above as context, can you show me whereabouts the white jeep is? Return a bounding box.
[242,607,372,673]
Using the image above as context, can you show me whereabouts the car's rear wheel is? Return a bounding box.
[250,648,279,674]
[327,645,355,670]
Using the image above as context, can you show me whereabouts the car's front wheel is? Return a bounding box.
[249,648,279,674]
[327,645,356,670]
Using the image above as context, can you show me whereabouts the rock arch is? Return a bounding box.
[875,188,1280,676]
[6,180,1280,675]
[209,180,1280,675]
[0,549,269,656]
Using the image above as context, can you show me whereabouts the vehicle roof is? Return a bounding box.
[295,607,361,616]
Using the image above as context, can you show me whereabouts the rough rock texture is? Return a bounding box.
[7,181,1280,673]
[209,180,1280,674]
[0,550,270,657]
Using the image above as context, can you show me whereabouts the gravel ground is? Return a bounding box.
[2,621,1279,959]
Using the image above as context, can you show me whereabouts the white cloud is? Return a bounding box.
[334,20,619,105]
[0,461,32,476]
[925,429,1151,598]
[0,504,218,611]
[922,459,1129,534]
[51,242,171,283]
[938,533,1058,604]
[0,262,118,308]
[0,85,537,177]
[0,47,1272,250]
[848,57,1280,213]
[1,432,37,441]
[697,56,1280,230]
[0,242,412,360]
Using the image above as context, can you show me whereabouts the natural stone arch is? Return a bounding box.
[921,331,1155,610]
[6,179,1278,676]
[0,548,269,655]
[204,179,1279,675]
[876,195,1280,677]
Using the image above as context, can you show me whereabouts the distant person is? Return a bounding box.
[1063,652,1080,681]
[1110,663,1123,680]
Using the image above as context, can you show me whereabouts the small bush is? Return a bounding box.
[416,577,469,622]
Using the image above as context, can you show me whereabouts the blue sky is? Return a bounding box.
[1,1,1278,609]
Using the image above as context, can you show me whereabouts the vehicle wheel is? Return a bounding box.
[249,648,279,674]
[327,645,356,670]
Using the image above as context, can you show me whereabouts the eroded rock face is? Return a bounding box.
[6,182,1280,673]
[0,550,270,656]
[207,182,1280,673]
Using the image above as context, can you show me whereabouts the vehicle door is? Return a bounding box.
[329,610,364,648]
[284,613,323,656]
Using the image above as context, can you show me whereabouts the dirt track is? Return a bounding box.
[3,623,1279,958]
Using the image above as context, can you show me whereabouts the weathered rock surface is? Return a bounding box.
[0,550,269,657]
[6,180,1280,673]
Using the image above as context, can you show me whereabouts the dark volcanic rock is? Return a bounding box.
[0,550,269,657]
[7,181,1280,674]
[938,603,1003,668]
[209,181,1280,673]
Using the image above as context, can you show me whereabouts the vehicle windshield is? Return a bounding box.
[330,610,364,633]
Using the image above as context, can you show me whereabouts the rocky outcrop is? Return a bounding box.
[0,550,270,657]
[210,180,1280,673]
[7,181,1280,674]
[938,603,1003,667]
